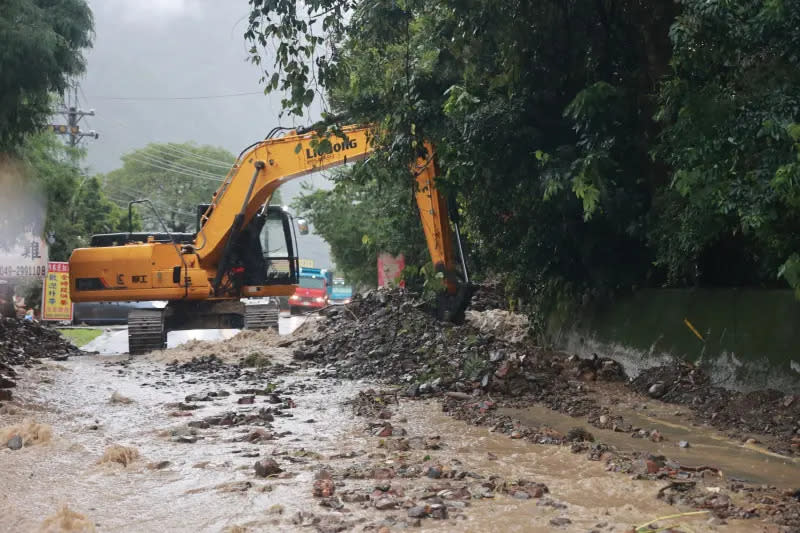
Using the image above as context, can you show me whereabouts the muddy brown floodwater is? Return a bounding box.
[0,332,787,532]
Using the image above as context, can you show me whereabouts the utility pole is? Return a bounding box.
[49,83,99,146]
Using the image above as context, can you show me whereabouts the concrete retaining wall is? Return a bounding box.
[548,289,800,393]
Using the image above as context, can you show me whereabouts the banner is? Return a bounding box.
[42,262,72,321]
[378,253,405,288]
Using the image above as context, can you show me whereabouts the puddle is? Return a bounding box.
[499,402,800,489]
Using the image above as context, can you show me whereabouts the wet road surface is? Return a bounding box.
[0,319,786,532]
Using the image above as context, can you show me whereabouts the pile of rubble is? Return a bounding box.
[292,288,625,403]
[632,361,800,451]
[291,287,799,455]
[0,317,81,402]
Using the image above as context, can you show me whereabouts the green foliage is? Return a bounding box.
[653,0,800,289]
[249,0,800,303]
[0,0,93,149]
[101,143,238,233]
[57,327,102,347]
[292,163,427,289]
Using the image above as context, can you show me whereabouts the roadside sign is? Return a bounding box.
[299,258,314,268]
[0,231,49,279]
[42,262,72,321]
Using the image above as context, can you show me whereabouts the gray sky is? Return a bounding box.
[79,0,335,269]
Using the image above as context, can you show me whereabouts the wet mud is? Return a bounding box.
[1,299,798,532]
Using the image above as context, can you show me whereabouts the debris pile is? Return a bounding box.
[292,288,624,411]
[632,362,800,453]
[0,317,80,364]
[0,317,82,402]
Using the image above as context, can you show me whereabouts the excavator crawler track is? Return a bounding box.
[244,304,279,331]
[128,308,166,355]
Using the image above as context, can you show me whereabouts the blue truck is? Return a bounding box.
[329,277,353,304]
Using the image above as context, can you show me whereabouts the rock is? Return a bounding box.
[0,375,16,388]
[313,478,336,497]
[185,393,211,402]
[7,434,22,450]
[445,391,471,400]
[254,458,282,477]
[375,423,393,437]
[403,384,420,397]
[0,389,11,401]
[648,383,666,398]
[238,395,255,404]
[678,440,690,448]
[598,415,609,425]
[549,517,572,527]
[110,391,133,404]
[375,497,397,510]
[566,427,594,442]
[173,435,198,443]
[408,506,427,518]
[512,490,531,500]
[426,466,442,479]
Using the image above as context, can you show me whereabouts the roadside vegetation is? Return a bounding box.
[57,327,103,347]
[249,0,800,306]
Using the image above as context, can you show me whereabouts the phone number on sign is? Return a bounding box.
[0,265,48,277]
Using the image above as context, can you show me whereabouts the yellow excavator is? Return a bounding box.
[69,125,472,354]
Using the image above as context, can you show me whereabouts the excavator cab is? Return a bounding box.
[128,203,299,353]
[256,205,300,287]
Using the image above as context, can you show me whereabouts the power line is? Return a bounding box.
[90,91,263,101]
[156,144,235,169]
[105,184,199,217]
[123,155,225,182]
[106,193,196,220]
[148,144,234,169]
[132,151,226,180]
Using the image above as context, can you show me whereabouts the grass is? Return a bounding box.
[57,328,103,347]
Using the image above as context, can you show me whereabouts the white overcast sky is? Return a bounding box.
[79,0,334,268]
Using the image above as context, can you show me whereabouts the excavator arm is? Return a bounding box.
[194,126,461,292]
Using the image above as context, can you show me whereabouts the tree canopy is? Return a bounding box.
[101,143,240,233]
[247,0,800,302]
[0,0,93,150]
[292,166,426,288]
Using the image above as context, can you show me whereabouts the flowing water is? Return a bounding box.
[0,325,786,532]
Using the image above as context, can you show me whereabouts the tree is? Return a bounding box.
[653,0,800,290]
[247,0,800,308]
[0,0,93,150]
[102,143,244,233]
[292,165,426,288]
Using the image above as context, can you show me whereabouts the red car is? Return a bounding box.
[289,275,328,314]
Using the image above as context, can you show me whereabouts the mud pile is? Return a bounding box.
[632,361,800,445]
[292,288,624,406]
[0,317,81,402]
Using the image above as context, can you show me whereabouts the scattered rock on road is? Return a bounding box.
[254,458,282,477]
